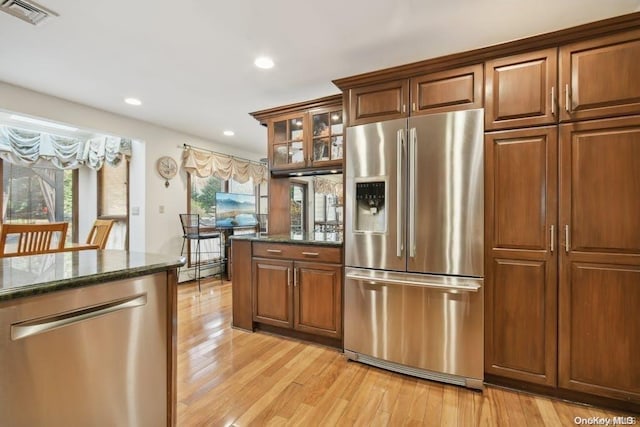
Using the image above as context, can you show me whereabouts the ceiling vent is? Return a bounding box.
[0,0,58,25]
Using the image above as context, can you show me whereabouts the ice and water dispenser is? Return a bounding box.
[354,181,386,233]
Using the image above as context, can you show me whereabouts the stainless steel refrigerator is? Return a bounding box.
[344,109,484,389]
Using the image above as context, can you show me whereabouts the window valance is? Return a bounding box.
[182,146,268,185]
[0,126,131,170]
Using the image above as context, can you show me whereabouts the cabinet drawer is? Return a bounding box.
[253,242,342,263]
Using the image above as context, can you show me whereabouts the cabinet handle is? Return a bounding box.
[565,84,571,113]
[294,268,298,287]
[301,251,319,257]
[550,86,555,116]
[550,224,555,252]
[565,224,570,253]
[287,268,291,287]
[412,102,416,112]
[402,104,406,114]
[266,249,282,254]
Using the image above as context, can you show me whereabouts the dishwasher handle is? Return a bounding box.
[11,293,147,341]
[346,273,481,292]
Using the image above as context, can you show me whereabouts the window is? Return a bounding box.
[229,177,255,195]
[189,174,225,224]
[1,161,76,242]
[98,159,129,249]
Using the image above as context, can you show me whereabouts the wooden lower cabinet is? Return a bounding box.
[252,258,293,328]
[294,261,342,338]
[485,127,558,386]
[558,116,640,403]
[251,246,343,341]
[485,117,640,408]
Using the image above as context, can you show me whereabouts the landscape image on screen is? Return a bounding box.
[215,192,258,227]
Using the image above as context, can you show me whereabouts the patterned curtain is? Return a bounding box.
[0,126,132,170]
[182,146,267,185]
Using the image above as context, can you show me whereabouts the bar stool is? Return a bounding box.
[179,214,222,291]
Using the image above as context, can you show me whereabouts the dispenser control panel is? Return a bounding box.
[355,181,386,232]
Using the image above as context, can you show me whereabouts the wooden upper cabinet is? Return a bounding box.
[250,94,344,173]
[269,111,308,171]
[411,64,483,117]
[348,80,409,126]
[560,29,640,121]
[485,48,558,130]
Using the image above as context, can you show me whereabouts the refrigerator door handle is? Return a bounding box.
[409,127,417,258]
[396,129,404,257]
[346,273,481,292]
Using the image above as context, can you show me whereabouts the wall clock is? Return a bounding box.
[157,156,178,187]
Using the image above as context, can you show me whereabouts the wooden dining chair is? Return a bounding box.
[86,219,115,249]
[0,222,69,257]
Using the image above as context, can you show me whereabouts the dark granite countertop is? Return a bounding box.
[0,250,185,302]
[230,232,343,247]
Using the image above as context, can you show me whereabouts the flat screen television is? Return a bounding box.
[215,192,258,228]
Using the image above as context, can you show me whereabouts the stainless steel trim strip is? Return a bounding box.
[397,129,404,258]
[346,273,481,292]
[409,127,417,258]
[11,294,147,340]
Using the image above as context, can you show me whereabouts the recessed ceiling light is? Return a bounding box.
[10,114,78,131]
[124,97,142,106]
[223,130,235,136]
[254,56,274,69]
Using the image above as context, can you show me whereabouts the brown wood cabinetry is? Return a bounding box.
[348,80,409,126]
[250,95,344,173]
[345,64,483,126]
[558,116,640,403]
[485,126,558,386]
[411,64,483,117]
[485,49,558,130]
[560,29,640,122]
[247,242,343,341]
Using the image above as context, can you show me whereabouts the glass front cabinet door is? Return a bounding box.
[270,113,307,170]
[311,107,343,167]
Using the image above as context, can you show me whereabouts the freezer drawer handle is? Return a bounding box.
[10,294,147,341]
[346,273,480,292]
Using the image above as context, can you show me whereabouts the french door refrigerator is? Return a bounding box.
[344,109,484,389]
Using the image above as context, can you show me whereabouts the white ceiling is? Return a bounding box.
[1,0,639,156]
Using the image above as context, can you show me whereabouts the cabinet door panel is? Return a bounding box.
[485,127,557,386]
[487,127,557,250]
[252,258,293,328]
[561,119,640,253]
[559,263,640,401]
[559,116,640,403]
[490,259,552,381]
[560,29,640,121]
[485,48,557,130]
[348,80,409,126]
[294,262,342,338]
[411,64,483,116]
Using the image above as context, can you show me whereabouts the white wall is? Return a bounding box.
[0,81,264,256]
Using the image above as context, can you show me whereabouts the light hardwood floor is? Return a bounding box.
[177,280,632,426]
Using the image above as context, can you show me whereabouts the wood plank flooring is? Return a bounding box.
[177,280,632,426]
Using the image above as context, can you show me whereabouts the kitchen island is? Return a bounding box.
[0,250,184,427]
[231,233,343,348]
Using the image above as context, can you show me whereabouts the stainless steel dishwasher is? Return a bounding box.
[0,273,168,427]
